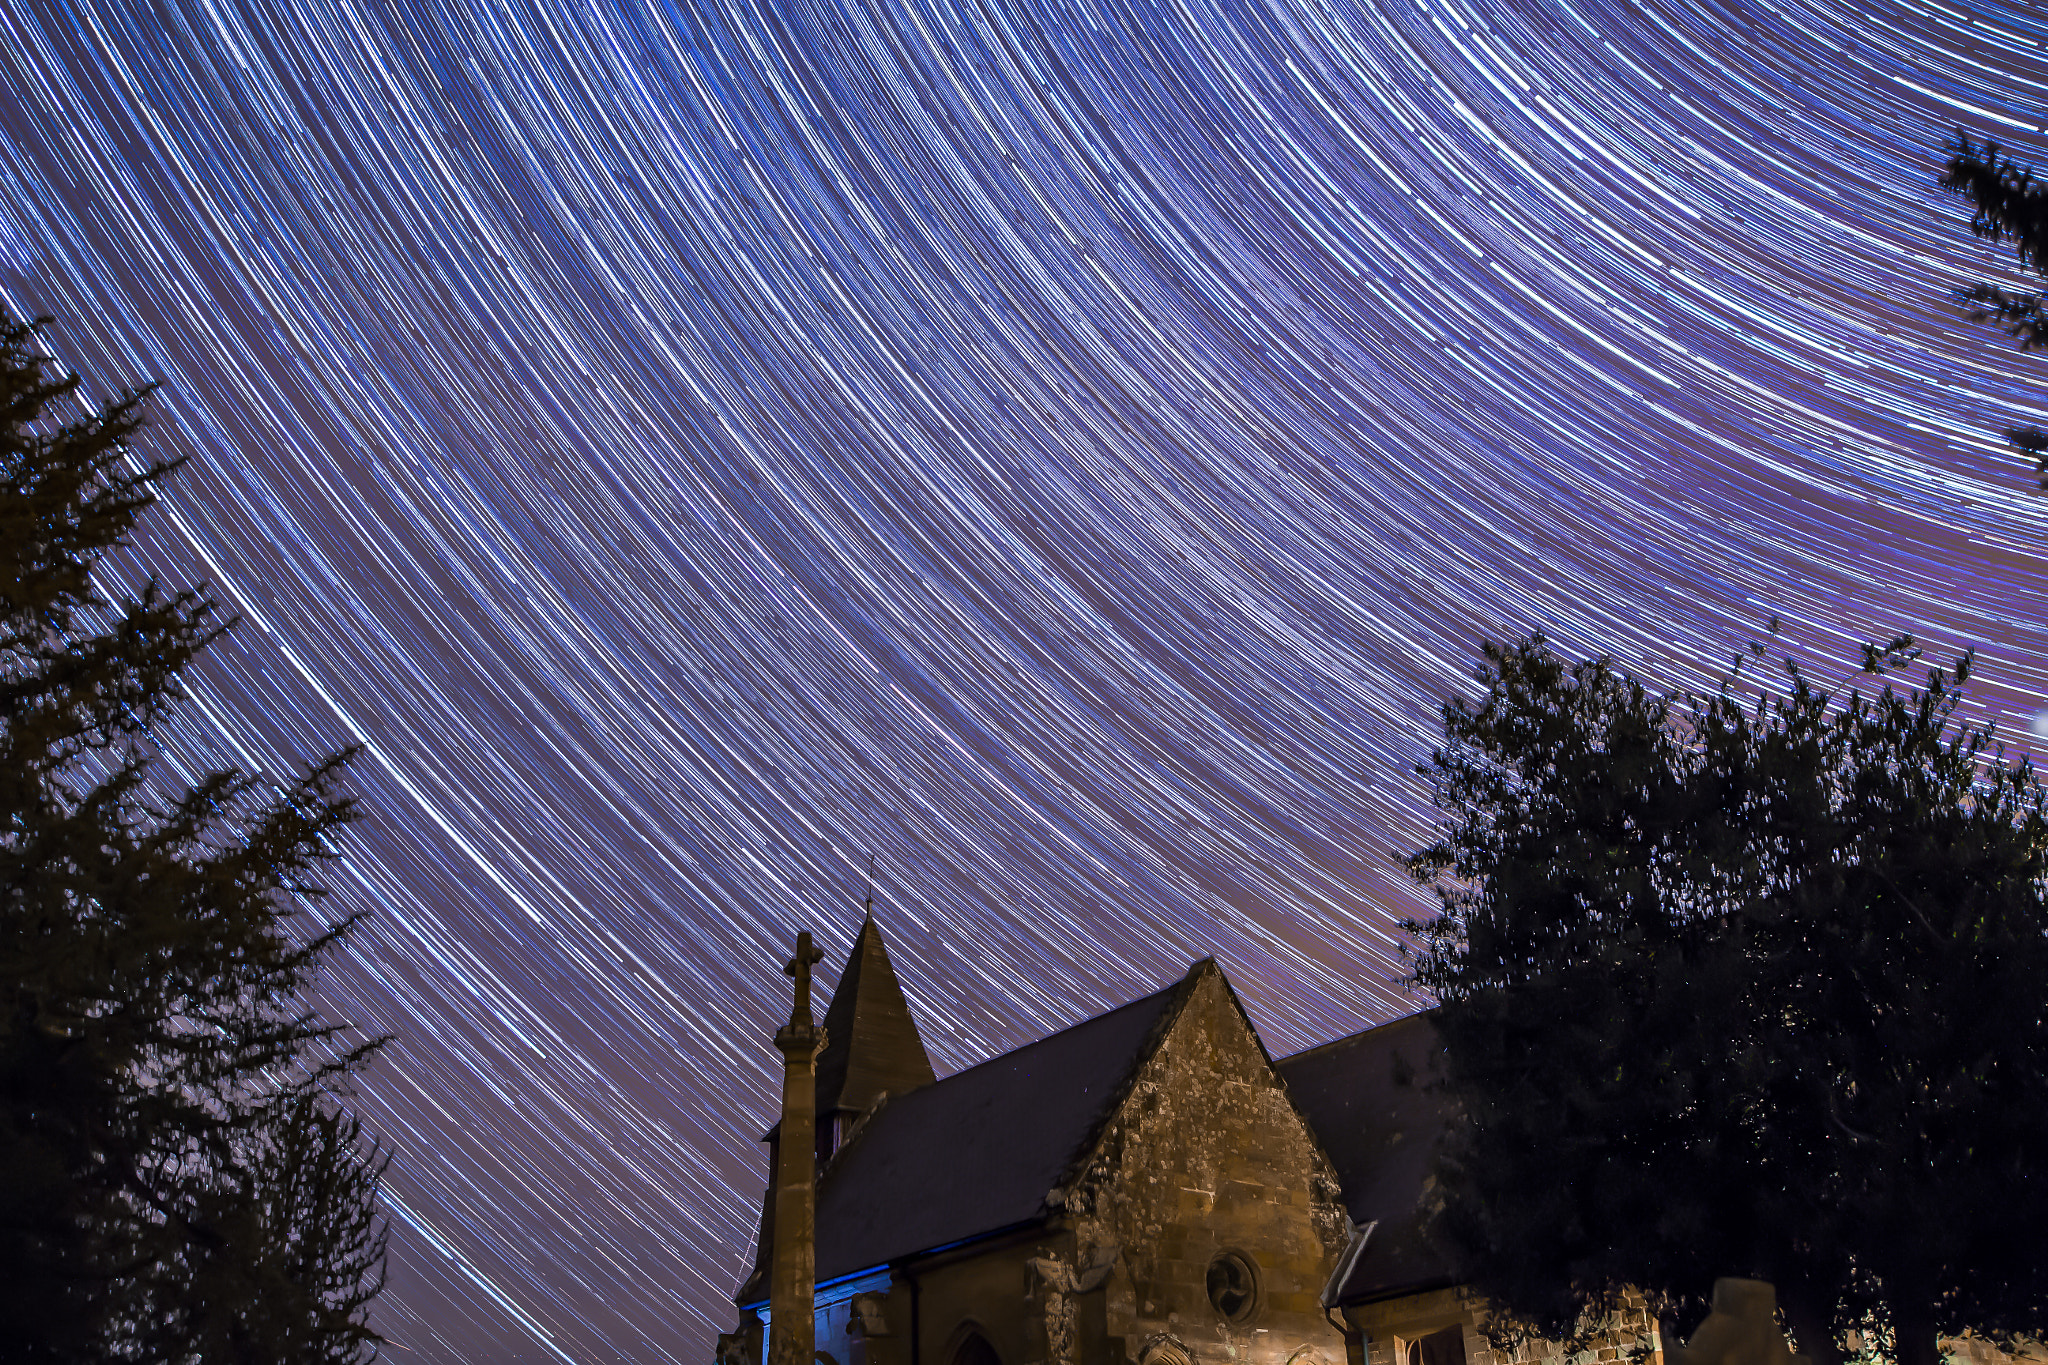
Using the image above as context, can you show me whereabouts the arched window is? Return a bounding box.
[951,1330,1002,1365]
[1405,1327,1466,1365]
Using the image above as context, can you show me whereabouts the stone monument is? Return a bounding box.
[768,932,828,1365]
[1668,1279,1811,1365]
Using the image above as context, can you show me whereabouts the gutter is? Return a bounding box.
[1322,1220,1377,1311]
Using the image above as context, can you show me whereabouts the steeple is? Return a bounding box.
[733,912,937,1311]
[813,913,935,1162]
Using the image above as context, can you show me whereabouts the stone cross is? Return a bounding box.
[767,930,829,1365]
[782,931,826,1030]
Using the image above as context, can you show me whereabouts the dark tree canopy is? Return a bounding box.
[0,314,389,1363]
[1406,635,2048,1365]
[1942,135,2048,485]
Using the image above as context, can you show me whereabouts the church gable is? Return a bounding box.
[1053,960,1351,1365]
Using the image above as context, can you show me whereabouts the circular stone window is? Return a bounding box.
[1205,1251,1259,1324]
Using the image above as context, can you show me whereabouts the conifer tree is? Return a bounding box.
[0,314,389,1362]
[1407,635,2048,1365]
[1942,135,2048,485]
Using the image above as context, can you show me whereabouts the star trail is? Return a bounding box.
[3,0,2046,1357]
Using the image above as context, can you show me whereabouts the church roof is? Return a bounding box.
[746,965,1196,1295]
[1277,1010,1456,1306]
[733,948,1461,1310]
[814,915,936,1118]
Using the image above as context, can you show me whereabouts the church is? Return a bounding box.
[722,921,2046,1365]
[716,918,1604,1365]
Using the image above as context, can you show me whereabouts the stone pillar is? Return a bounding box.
[769,931,827,1365]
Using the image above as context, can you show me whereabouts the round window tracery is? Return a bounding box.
[1205,1251,1258,1323]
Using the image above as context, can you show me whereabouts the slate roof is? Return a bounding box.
[1277,1011,1456,1306]
[815,916,936,1121]
[738,967,1195,1301]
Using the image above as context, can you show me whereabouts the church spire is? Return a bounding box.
[813,912,935,1162]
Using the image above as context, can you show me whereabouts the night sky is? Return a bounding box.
[4,0,2047,1358]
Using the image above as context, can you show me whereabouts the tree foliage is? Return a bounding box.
[0,314,389,1362]
[1941,135,2048,485]
[1406,634,2048,1365]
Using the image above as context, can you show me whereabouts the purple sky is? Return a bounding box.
[4,0,2046,1358]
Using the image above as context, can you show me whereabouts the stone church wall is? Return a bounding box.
[1050,968,1352,1365]
[1345,1287,1659,1365]
[913,1236,1042,1365]
[1936,1334,2048,1365]
[1342,1286,2048,1365]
